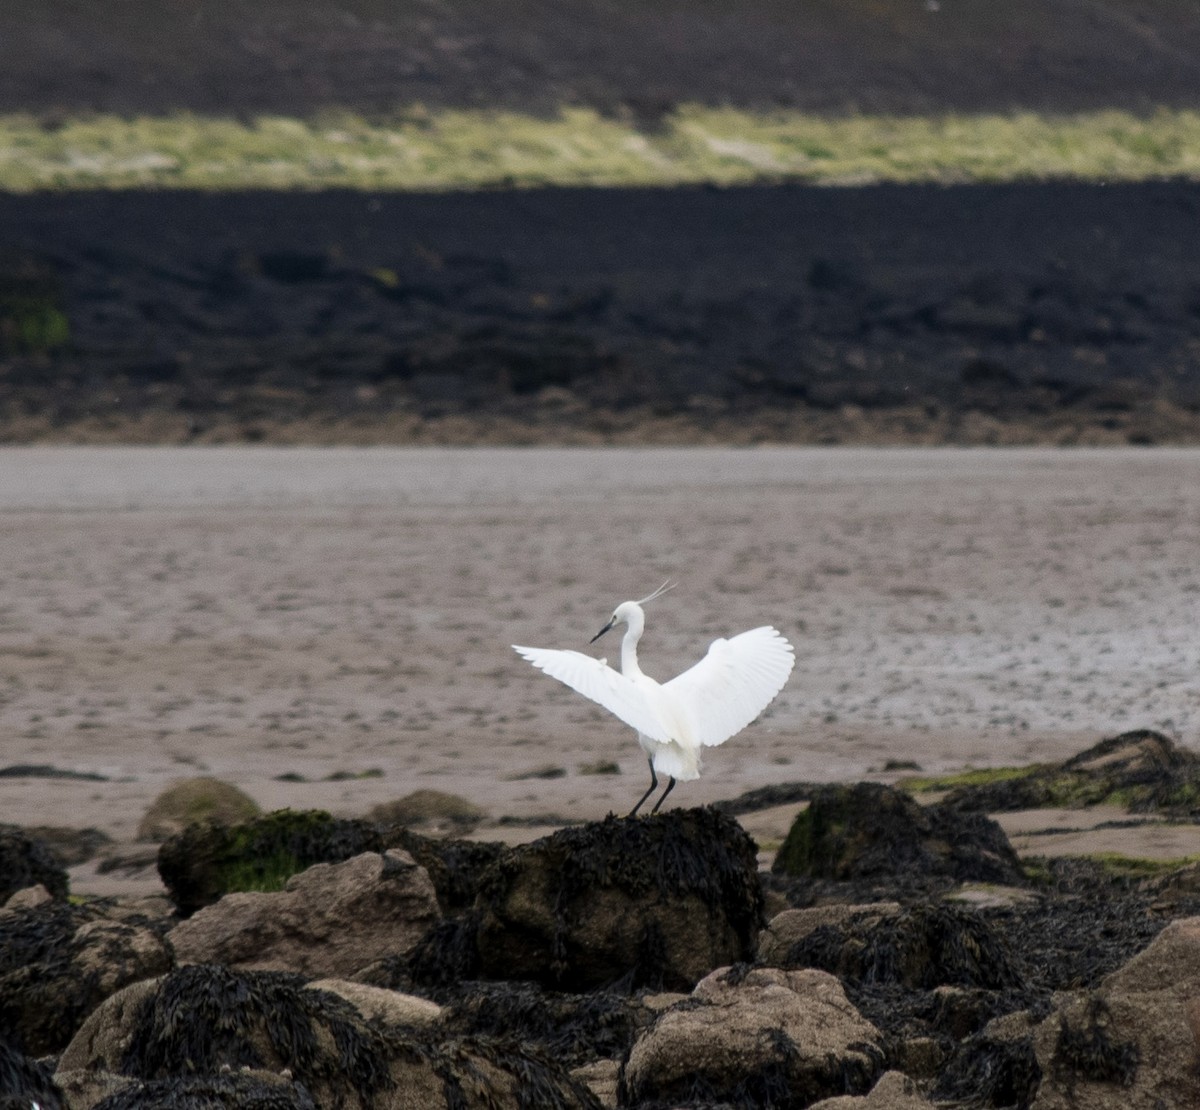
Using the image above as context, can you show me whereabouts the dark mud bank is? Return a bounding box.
[4,181,1200,444]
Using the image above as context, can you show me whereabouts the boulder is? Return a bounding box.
[776,902,1023,990]
[944,729,1200,815]
[368,790,485,835]
[380,826,508,913]
[1030,916,1200,1108]
[56,964,601,1110]
[0,823,69,901]
[0,900,173,1055]
[169,850,440,978]
[772,783,1023,890]
[438,980,661,1067]
[68,1071,316,1110]
[137,777,261,842]
[621,966,884,1108]
[758,904,900,965]
[455,808,763,991]
[157,808,383,916]
[571,1059,619,1110]
[932,1009,1041,1108]
[809,1070,933,1108]
[304,979,443,1030]
[3,883,53,911]
[21,825,112,865]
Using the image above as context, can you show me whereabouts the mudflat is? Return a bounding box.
[1,446,1197,879]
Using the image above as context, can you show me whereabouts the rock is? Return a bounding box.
[621,966,884,1108]
[65,1071,315,1110]
[457,808,763,991]
[929,985,1008,1040]
[888,1038,945,1081]
[22,825,112,865]
[57,964,601,1110]
[157,808,384,916]
[380,825,508,913]
[0,900,173,1055]
[758,903,900,965]
[137,777,262,842]
[928,1008,1042,1107]
[2,883,53,911]
[52,1069,131,1109]
[305,979,443,1029]
[777,902,1023,990]
[772,783,1023,891]
[168,850,441,978]
[809,1070,932,1108]
[368,789,485,834]
[571,1059,619,1110]
[945,729,1200,816]
[437,980,659,1067]
[0,823,69,901]
[1030,916,1200,1108]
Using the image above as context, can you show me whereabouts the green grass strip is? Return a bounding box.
[3,107,1200,191]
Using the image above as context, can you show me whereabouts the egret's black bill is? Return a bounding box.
[590,618,616,644]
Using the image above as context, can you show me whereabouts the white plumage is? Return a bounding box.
[513,586,794,815]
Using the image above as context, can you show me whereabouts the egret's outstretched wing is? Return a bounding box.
[664,626,794,747]
[512,646,674,743]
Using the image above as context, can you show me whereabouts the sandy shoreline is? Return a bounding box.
[2,445,1198,889]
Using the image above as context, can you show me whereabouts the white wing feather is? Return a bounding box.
[664,626,794,747]
[512,645,674,743]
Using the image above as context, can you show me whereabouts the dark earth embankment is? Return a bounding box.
[4,181,1200,444]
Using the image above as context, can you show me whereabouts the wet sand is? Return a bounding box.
[2,446,1199,887]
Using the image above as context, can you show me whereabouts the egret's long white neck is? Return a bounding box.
[620,604,646,678]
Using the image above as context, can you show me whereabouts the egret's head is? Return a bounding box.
[590,603,631,644]
[589,582,674,644]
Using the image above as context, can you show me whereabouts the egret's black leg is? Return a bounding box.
[629,759,658,817]
[650,776,677,814]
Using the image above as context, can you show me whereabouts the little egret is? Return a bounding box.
[513,584,795,815]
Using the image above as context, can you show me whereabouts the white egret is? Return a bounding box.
[513,583,795,815]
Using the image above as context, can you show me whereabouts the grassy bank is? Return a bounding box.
[3,107,1200,191]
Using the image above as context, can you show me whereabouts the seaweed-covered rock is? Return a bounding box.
[157,809,383,916]
[137,777,262,842]
[56,965,601,1110]
[436,808,763,992]
[758,904,900,966]
[778,902,1023,990]
[168,850,440,977]
[1030,916,1200,1109]
[0,899,173,1055]
[933,1010,1041,1110]
[0,823,69,901]
[945,729,1200,816]
[772,783,1022,890]
[0,1037,64,1110]
[437,980,662,1068]
[621,966,884,1108]
[21,825,112,866]
[380,826,509,913]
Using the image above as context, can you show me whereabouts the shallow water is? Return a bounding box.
[1,446,1198,843]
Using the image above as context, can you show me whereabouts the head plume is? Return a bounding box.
[636,580,676,606]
